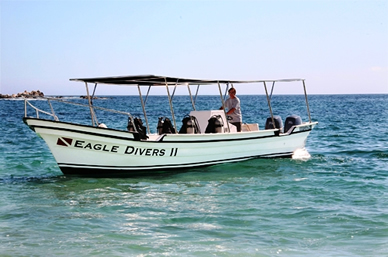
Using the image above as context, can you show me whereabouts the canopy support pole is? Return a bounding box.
[171,86,177,100]
[218,81,230,132]
[165,78,178,133]
[223,82,230,100]
[144,85,151,105]
[187,84,196,111]
[194,85,200,105]
[269,81,275,100]
[137,85,151,134]
[85,82,98,126]
[264,81,276,129]
[302,80,312,122]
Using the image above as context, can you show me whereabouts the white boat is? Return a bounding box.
[23,75,318,176]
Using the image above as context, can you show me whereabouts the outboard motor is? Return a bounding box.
[284,115,302,133]
[265,116,283,133]
[205,115,224,133]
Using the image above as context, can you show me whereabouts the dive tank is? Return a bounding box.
[214,115,224,133]
[157,117,164,135]
[186,118,195,134]
[127,118,135,132]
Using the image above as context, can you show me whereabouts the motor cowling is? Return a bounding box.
[284,115,302,133]
[265,116,283,133]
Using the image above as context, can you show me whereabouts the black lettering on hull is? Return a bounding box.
[64,138,172,157]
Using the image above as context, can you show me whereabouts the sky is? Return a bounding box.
[1,0,387,95]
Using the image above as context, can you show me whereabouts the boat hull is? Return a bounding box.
[24,118,317,176]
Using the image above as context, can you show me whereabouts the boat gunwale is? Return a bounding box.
[24,117,317,144]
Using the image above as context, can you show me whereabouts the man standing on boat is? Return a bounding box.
[221,87,242,132]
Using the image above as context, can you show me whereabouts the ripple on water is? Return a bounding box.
[1,95,388,256]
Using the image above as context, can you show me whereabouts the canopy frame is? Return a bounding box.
[73,75,312,135]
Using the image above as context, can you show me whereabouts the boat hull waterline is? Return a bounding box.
[24,118,317,175]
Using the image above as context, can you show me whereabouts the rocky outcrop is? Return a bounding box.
[0,90,45,99]
[80,95,98,99]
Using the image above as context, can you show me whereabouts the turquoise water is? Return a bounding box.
[0,94,387,256]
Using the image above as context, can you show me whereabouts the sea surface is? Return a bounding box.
[0,94,387,256]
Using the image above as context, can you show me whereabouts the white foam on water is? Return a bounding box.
[292,148,311,160]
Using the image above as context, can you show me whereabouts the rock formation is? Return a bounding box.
[0,90,45,99]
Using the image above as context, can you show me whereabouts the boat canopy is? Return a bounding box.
[69,75,312,129]
[70,75,304,86]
